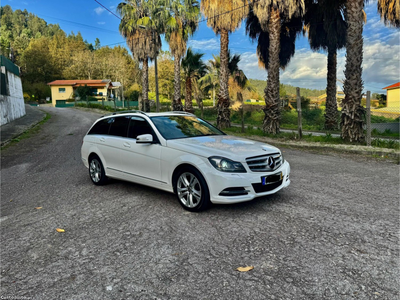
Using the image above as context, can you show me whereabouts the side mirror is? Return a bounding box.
[136,134,153,144]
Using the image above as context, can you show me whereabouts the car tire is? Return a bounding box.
[175,167,210,212]
[89,156,108,186]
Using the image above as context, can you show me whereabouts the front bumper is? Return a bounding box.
[206,161,291,204]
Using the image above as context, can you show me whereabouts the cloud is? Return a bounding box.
[188,38,220,51]
[362,39,400,89]
[94,7,105,15]
[97,22,106,25]
[238,52,267,80]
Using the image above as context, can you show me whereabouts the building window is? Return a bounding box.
[59,88,66,93]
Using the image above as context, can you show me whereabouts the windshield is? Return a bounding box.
[151,115,225,140]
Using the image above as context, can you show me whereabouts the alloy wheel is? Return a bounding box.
[177,172,202,208]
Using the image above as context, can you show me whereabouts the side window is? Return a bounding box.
[109,116,130,137]
[88,118,113,135]
[128,117,153,139]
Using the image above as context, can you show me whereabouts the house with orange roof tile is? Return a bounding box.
[47,79,113,107]
[383,82,400,109]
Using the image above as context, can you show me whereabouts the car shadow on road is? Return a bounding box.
[210,192,289,214]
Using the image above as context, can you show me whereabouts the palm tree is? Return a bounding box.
[341,0,366,142]
[246,2,303,134]
[250,0,305,134]
[199,56,219,107]
[201,0,249,129]
[304,0,346,130]
[164,0,201,111]
[378,0,400,28]
[117,0,161,112]
[181,47,207,113]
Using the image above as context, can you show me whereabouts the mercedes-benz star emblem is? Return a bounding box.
[267,156,275,169]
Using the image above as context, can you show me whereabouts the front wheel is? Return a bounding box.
[89,156,108,185]
[175,167,210,212]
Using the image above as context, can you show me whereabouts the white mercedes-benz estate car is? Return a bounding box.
[81,111,290,211]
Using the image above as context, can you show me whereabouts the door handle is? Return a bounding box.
[123,142,131,148]
[99,138,106,142]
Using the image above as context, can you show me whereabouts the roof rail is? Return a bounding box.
[171,111,195,116]
[101,110,147,118]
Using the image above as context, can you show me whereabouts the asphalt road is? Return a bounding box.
[1,107,399,300]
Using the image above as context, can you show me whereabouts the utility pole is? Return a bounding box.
[296,87,303,139]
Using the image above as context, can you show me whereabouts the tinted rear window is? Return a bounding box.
[88,118,113,135]
[109,116,130,137]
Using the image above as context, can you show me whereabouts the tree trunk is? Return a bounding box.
[212,83,215,107]
[325,44,339,130]
[263,8,281,134]
[341,0,365,142]
[217,29,231,129]
[173,52,183,111]
[185,77,194,113]
[142,58,150,112]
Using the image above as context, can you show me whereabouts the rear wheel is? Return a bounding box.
[175,167,210,212]
[89,156,107,185]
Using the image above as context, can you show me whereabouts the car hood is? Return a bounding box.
[166,135,280,161]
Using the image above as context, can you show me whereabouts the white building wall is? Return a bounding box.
[0,67,26,126]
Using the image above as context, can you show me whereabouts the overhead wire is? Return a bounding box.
[92,0,397,64]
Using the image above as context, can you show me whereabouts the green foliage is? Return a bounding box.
[200,106,329,131]
[1,5,141,96]
[22,81,51,101]
[75,84,92,99]
[248,79,325,98]
[371,138,399,150]
[128,90,140,102]
[371,115,398,123]
[372,93,387,106]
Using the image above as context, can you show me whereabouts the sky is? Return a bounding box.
[4,0,400,94]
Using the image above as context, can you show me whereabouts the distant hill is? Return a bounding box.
[248,79,325,98]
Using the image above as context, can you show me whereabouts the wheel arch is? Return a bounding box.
[171,163,208,194]
[88,151,107,172]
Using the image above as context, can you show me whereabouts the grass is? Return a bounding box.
[1,112,51,150]
[222,126,399,150]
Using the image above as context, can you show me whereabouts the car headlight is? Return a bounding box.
[208,157,246,173]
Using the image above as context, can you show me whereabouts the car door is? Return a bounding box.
[105,116,131,174]
[119,116,163,185]
[86,117,120,173]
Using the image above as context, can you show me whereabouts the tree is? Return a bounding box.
[117,0,161,112]
[341,0,366,142]
[94,38,101,50]
[229,54,253,98]
[20,37,55,83]
[181,47,206,113]
[149,52,175,100]
[304,0,346,130]
[65,50,98,79]
[199,56,219,106]
[378,0,400,27]
[246,1,304,134]
[201,0,249,129]
[164,0,200,111]
[75,84,93,100]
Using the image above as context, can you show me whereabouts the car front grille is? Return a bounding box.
[246,153,282,172]
[252,180,283,193]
